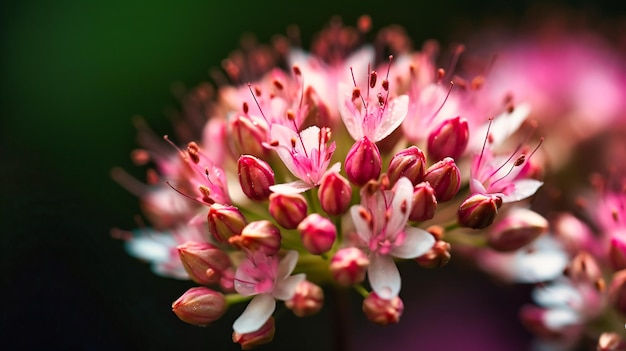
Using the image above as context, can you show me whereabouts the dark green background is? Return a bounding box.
[1,1,622,350]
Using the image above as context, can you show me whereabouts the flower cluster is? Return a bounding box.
[113,15,626,350]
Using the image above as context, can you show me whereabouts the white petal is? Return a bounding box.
[233,294,276,334]
[501,179,543,203]
[391,227,436,259]
[338,82,364,141]
[269,180,313,194]
[273,273,306,301]
[386,177,413,235]
[368,254,401,299]
[532,281,582,309]
[374,95,409,142]
[470,103,531,151]
[350,205,372,244]
[276,250,299,280]
[341,45,375,86]
[125,232,174,263]
[544,308,582,330]
[514,237,569,283]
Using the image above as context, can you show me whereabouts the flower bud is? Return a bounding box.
[552,212,596,256]
[232,316,275,350]
[423,157,461,202]
[362,292,404,326]
[609,269,626,316]
[268,192,308,229]
[329,247,369,286]
[285,280,324,317]
[409,181,437,222]
[318,171,352,215]
[207,204,246,243]
[297,214,337,255]
[230,115,269,157]
[427,116,469,161]
[387,146,426,186]
[172,287,226,326]
[415,240,451,268]
[345,137,382,186]
[610,235,626,271]
[238,155,274,201]
[564,251,604,287]
[487,207,547,251]
[177,241,231,285]
[229,220,281,255]
[519,305,561,339]
[457,193,502,230]
[598,332,625,351]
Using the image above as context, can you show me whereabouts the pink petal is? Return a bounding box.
[470,103,531,151]
[374,94,409,142]
[350,205,372,243]
[338,83,364,141]
[276,250,299,280]
[501,179,543,203]
[232,294,276,334]
[273,273,306,301]
[386,177,413,235]
[469,178,487,195]
[391,227,436,259]
[368,253,401,299]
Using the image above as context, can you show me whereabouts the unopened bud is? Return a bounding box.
[298,214,337,255]
[415,240,451,268]
[318,171,352,215]
[285,280,324,317]
[610,236,626,271]
[268,192,308,229]
[230,115,269,157]
[387,146,426,186]
[424,157,461,202]
[487,208,547,251]
[457,193,502,229]
[329,247,370,286]
[207,204,246,243]
[229,220,281,255]
[564,251,604,287]
[552,212,595,256]
[427,116,469,161]
[598,332,625,351]
[172,287,226,326]
[177,242,231,285]
[232,317,275,350]
[238,155,274,201]
[409,181,438,221]
[609,269,626,316]
[345,137,382,186]
[362,292,404,326]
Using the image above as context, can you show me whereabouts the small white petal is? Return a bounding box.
[374,94,409,142]
[233,294,276,334]
[350,205,372,243]
[338,83,364,141]
[125,232,174,263]
[391,227,436,259]
[386,177,413,235]
[543,308,582,330]
[533,281,582,309]
[470,103,531,151]
[514,237,569,283]
[501,179,543,203]
[269,181,313,194]
[273,273,306,301]
[368,254,401,299]
[276,250,299,280]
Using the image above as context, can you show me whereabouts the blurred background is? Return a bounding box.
[1,0,624,350]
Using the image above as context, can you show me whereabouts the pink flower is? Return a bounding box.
[266,124,339,193]
[350,177,435,298]
[233,250,305,334]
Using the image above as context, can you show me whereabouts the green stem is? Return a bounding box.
[353,284,369,298]
[224,293,252,306]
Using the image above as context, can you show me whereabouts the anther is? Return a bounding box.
[243,102,249,114]
[273,80,284,90]
[369,71,377,89]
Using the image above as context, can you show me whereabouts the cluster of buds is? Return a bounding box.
[113,16,557,349]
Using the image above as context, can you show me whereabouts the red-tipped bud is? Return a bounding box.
[345,137,382,186]
[232,317,275,350]
[318,171,352,215]
[362,292,404,326]
[329,247,370,286]
[172,287,226,326]
[598,332,625,351]
[424,157,461,202]
[564,251,604,287]
[229,220,281,255]
[415,240,451,268]
[177,242,231,285]
[609,269,626,316]
[238,155,274,201]
[610,236,626,271]
[297,214,336,255]
[268,192,308,229]
[387,146,426,186]
[409,181,438,221]
[457,193,502,229]
[487,208,547,251]
[285,280,324,317]
[230,115,269,157]
[427,116,469,161]
[207,204,246,243]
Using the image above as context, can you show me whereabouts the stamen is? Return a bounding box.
[369,71,377,89]
[428,81,454,123]
[243,102,249,114]
[477,117,494,170]
[166,181,206,205]
[247,83,268,123]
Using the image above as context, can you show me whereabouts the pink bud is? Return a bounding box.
[172,287,226,326]
[329,247,369,286]
[487,208,547,251]
[415,240,451,268]
[207,204,246,243]
[609,269,626,316]
[387,146,426,186]
[519,305,560,339]
[345,137,382,186]
[598,332,625,351]
[232,316,275,350]
[362,292,404,326]
[284,280,324,317]
[297,214,336,255]
[238,155,274,201]
[229,220,282,255]
[230,115,269,157]
[318,171,352,215]
[177,242,231,285]
[457,193,502,230]
[610,236,626,271]
[423,157,461,202]
[564,251,604,287]
[268,192,308,229]
[427,116,469,161]
[552,212,597,256]
[409,181,438,222]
